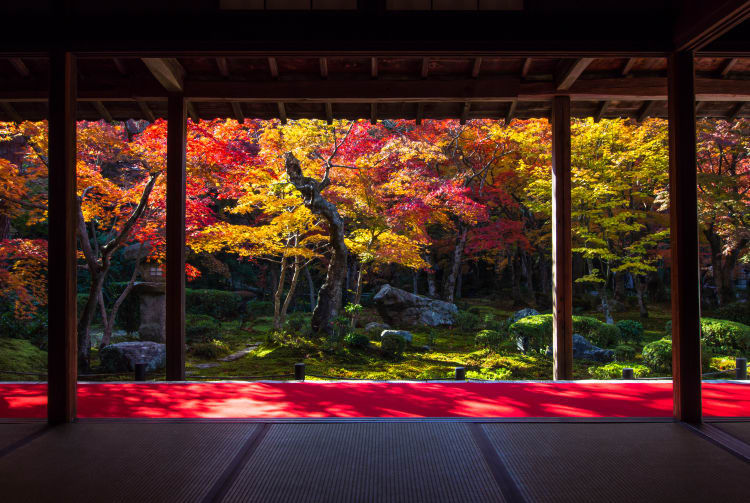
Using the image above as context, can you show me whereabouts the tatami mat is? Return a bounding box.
[0,422,45,453]
[714,421,750,445]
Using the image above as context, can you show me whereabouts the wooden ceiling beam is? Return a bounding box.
[556,58,595,91]
[137,101,156,122]
[460,102,470,124]
[142,58,185,92]
[92,101,113,122]
[505,100,517,125]
[594,100,609,122]
[719,57,739,77]
[471,57,482,79]
[370,103,377,125]
[421,58,429,79]
[113,58,128,76]
[216,57,229,78]
[370,57,378,79]
[727,102,746,121]
[187,102,199,123]
[268,57,279,79]
[636,100,658,122]
[674,0,750,51]
[521,58,532,78]
[9,58,30,78]
[0,102,23,123]
[621,57,636,76]
[325,103,333,124]
[277,102,287,124]
[416,103,424,125]
[231,102,244,123]
[319,57,328,79]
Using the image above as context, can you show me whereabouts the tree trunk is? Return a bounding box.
[279,257,302,330]
[351,262,365,329]
[510,251,523,307]
[442,224,467,303]
[77,268,106,371]
[412,270,419,295]
[425,253,438,298]
[285,153,348,334]
[272,255,289,331]
[705,227,747,306]
[455,270,463,299]
[634,275,649,318]
[304,265,315,312]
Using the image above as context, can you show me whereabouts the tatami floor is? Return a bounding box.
[1,419,748,502]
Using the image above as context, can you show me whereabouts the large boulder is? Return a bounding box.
[380,329,413,344]
[546,334,614,363]
[100,341,166,373]
[509,308,540,324]
[373,284,457,327]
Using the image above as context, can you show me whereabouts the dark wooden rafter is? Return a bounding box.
[216,57,229,78]
[594,100,609,122]
[416,102,424,125]
[471,57,482,78]
[421,57,429,79]
[674,0,750,51]
[521,57,533,78]
[695,101,706,118]
[668,51,702,423]
[112,57,128,76]
[319,57,328,79]
[9,57,30,78]
[551,95,573,381]
[556,58,595,91]
[231,102,244,123]
[142,58,185,93]
[166,93,186,382]
[137,101,156,122]
[325,102,333,124]
[621,57,636,76]
[0,101,22,123]
[268,57,279,78]
[187,102,199,123]
[92,100,113,122]
[370,57,378,79]
[637,100,658,122]
[719,57,738,77]
[460,102,471,125]
[277,102,287,124]
[727,102,746,121]
[47,51,78,424]
[370,103,377,125]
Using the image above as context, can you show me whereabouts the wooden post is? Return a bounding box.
[667,51,702,423]
[551,95,573,380]
[166,94,186,381]
[47,51,78,424]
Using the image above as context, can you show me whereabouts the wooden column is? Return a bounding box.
[166,94,186,381]
[47,51,78,423]
[667,52,702,423]
[551,95,573,380]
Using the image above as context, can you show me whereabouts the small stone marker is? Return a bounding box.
[622,367,634,380]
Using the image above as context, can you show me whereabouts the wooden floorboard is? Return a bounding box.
[0,421,747,502]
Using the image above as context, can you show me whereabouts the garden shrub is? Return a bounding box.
[642,338,673,373]
[454,310,482,332]
[185,314,222,343]
[285,312,311,335]
[617,319,644,343]
[190,339,231,359]
[185,289,242,320]
[244,300,274,317]
[0,310,48,349]
[509,314,553,353]
[482,313,508,332]
[699,317,750,356]
[614,344,636,361]
[344,332,370,349]
[591,323,620,348]
[712,302,750,327]
[474,329,504,350]
[588,363,650,380]
[0,338,47,376]
[381,332,406,357]
[572,316,602,338]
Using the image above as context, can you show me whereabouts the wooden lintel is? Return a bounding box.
[137,101,156,122]
[216,57,229,78]
[421,57,429,79]
[112,58,128,76]
[460,102,470,124]
[92,100,113,122]
[621,57,636,76]
[370,103,377,125]
[556,58,595,91]
[594,100,609,122]
[277,102,287,124]
[505,100,517,124]
[268,57,279,79]
[9,57,30,78]
[320,57,328,79]
[521,57,533,78]
[231,102,244,123]
[471,57,482,79]
[0,101,23,123]
[370,57,378,79]
[325,102,333,124]
[637,100,658,122]
[142,58,185,93]
[719,57,739,77]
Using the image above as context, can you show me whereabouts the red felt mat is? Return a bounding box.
[1,382,749,419]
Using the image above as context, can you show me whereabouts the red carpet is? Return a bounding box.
[1,382,749,419]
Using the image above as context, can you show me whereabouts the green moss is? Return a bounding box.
[0,338,47,379]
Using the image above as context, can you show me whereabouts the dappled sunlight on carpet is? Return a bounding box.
[1,381,748,418]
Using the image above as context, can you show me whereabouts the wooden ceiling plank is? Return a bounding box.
[231,102,244,123]
[93,101,113,122]
[137,101,156,122]
[0,102,23,123]
[556,58,595,91]
[9,58,30,78]
[142,58,185,93]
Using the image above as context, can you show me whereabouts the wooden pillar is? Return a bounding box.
[47,51,78,423]
[166,94,186,381]
[551,95,573,380]
[667,51,702,423]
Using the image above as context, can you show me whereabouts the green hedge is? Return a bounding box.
[185,289,243,320]
[588,363,650,380]
[711,302,750,327]
[381,332,406,357]
[510,314,622,353]
[185,313,222,343]
[642,337,715,374]
[474,329,504,351]
[616,319,643,344]
[666,317,750,356]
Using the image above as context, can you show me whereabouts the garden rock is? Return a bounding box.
[373,284,457,327]
[365,322,391,334]
[100,341,166,373]
[509,308,540,324]
[545,334,614,363]
[381,329,413,344]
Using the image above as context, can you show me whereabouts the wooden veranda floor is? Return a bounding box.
[1,418,748,502]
